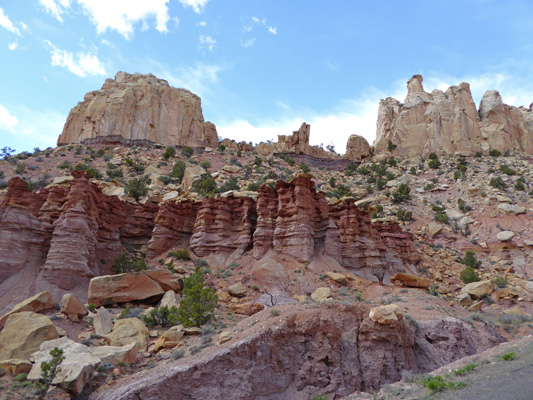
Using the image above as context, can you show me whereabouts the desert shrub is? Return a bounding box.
[424,183,434,191]
[73,163,102,179]
[218,144,226,151]
[112,253,147,274]
[194,259,208,267]
[169,248,191,260]
[15,163,26,174]
[127,176,149,201]
[410,166,417,174]
[170,160,186,184]
[333,184,352,198]
[391,183,411,204]
[428,158,441,169]
[460,250,482,269]
[200,160,211,170]
[460,266,480,284]
[58,160,72,169]
[515,177,526,191]
[163,146,176,159]
[457,198,471,212]
[107,168,123,178]
[502,352,516,361]
[193,174,217,197]
[1,146,16,160]
[181,146,194,157]
[247,180,264,192]
[387,140,397,152]
[493,276,508,288]
[34,347,65,398]
[171,348,185,360]
[218,177,240,192]
[499,164,516,176]
[404,314,420,332]
[299,163,310,173]
[143,306,179,327]
[490,177,507,189]
[177,267,217,327]
[396,208,412,221]
[489,149,501,157]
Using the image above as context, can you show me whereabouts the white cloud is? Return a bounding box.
[179,0,210,14]
[39,0,71,22]
[199,35,216,51]
[197,21,207,27]
[45,40,106,77]
[77,0,171,39]
[8,41,18,50]
[268,26,277,35]
[0,105,19,130]
[241,38,256,48]
[250,16,278,36]
[0,7,21,35]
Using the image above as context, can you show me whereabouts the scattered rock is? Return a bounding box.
[230,302,265,316]
[427,222,443,238]
[497,231,515,242]
[94,307,113,337]
[159,290,181,309]
[467,300,484,312]
[0,312,58,361]
[104,318,149,351]
[228,282,247,297]
[153,330,184,352]
[89,342,138,365]
[218,331,232,345]
[326,271,346,283]
[460,280,495,300]
[0,359,32,375]
[525,281,533,293]
[311,287,331,302]
[0,291,56,329]
[184,327,202,336]
[369,304,402,325]
[61,293,87,321]
[390,273,431,289]
[497,203,526,215]
[456,293,473,307]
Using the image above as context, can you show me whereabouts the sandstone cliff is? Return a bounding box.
[375,74,533,156]
[57,72,218,148]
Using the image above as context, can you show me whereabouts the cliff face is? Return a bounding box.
[0,175,416,312]
[57,72,218,149]
[375,74,533,156]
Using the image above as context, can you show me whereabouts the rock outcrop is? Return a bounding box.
[375,74,533,156]
[90,303,504,400]
[57,72,218,149]
[345,134,371,161]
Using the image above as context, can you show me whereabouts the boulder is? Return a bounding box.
[218,331,232,345]
[326,271,346,283]
[0,312,58,361]
[0,291,56,329]
[467,300,484,312]
[104,318,149,351]
[526,281,533,293]
[228,282,247,297]
[311,287,331,302]
[460,280,495,300]
[345,134,371,161]
[456,293,473,307]
[93,307,113,337]
[497,231,515,242]
[230,302,264,316]
[497,203,526,215]
[182,165,205,190]
[159,290,181,309]
[0,359,32,375]
[145,269,183,292]
[427,222,443,238]
[61,293,87,321]
[28,337,100,395]
[369,304,403,325]
[390,273,431,289]
[88,272,166,307]
[89,341,138,365]
[51,175,74,185]
[153,330,184,352]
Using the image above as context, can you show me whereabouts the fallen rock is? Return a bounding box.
[94,307,113,337]
[467,300,484,312]
[28,337,100,395]
[497,231,515,242]
[0,291,56,329]
[153,330,184,352]
[184,327,202,336]
[0,359,32,375]
[218,331,232,344]
[427,222,443,238]
[460,280,495,300]
[311,287,331,302]
[497,203,526,215]
[88,271,165,307]
[326,271,346,283]
[0,312,58,360]
[89,341,138,365]
[104,318,149,351]
[369,304,403,325]
[160,290,181,309]
[390,273,431,289]
[230,302,265,316]
[456,293,473,307]
[228,282,247,297]
[61,293,87,321]
[526,281,533,293]
[492,288,518,301]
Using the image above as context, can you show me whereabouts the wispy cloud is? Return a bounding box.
[240,38,256,48]
[250,16,277,35]
[197,21,207,27]
[38,0,71,23]
[0,7,21,36]
[77,0,171,39]
[8,41,18,51]
[199,35,216,51]
[268,26,277,35]
[45,40,106,77]
[0,104,19,130]
[179,0,210,14]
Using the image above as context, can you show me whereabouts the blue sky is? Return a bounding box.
[1,0,533,154]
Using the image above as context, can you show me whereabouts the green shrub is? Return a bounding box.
[181,146,194,157]
[333,184,352,198]
[34,347,65,398]
[428,158,441,169]
[457,198,471,212]
[428,152,438,160]
[193,174,217,197]
[489,149,501,157]
[387,140,397,152]
[143,306,179,327]
[299,163,310,173]
[404,314,420,332]
[127,177,149,201]
[169,248,191,261]
[410,166,417,174]
[112,253,148,274]
[515,180,526,191]
[170,160,186,184]
[493,276,508,288]
[200,160,211,170]
[460,266,480,284]
[177,267,217,327]
[391,183,411,204]
[15,163,26,174]
[422,375,447,393]
[218,177,240,192]
[107,168,123,178]
[73,163,102,179]
[489,176,506,189]
[396,208,412,221]
[218,144,226,151]
[502,352,516,361]
[461,250,482,269]
[499,164,516,176]
[247,180,264,192]
[163,146,176,159]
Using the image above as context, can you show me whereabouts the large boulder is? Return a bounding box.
[89,341,138,365]
[369,304,403,325]
[0,291,55,329]
[93,307,113,336]
[57,71,218,149]
[390,273,431,289]
[460,280,495,300]
[0,312,59,360]
[104,318,149,351]
[61,293,87,321]
[344,134,371,161]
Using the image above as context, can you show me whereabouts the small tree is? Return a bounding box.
[182,146,194,157]
[35,347,65,398]
[128,177,149,202]
[460,250,482,269]
[460,267,480,284]
[163,146,176,160]
[177,267,217,327]
[387,140,397,152]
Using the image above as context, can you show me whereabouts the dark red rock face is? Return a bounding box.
[0,175,417,312]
